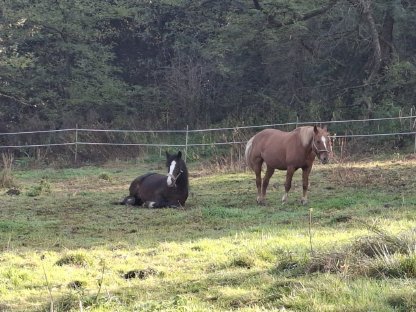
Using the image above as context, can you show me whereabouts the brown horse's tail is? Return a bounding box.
[245,136,255,170]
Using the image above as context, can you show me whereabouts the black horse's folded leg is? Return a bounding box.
[144,200,166,208]
[121,196,143,206]
[121,196,136,205]
[145,200,181,208]
[167,201,181,208]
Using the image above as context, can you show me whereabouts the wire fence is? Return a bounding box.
[0,110,415,163]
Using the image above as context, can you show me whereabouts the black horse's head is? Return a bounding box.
[166,151,187,188]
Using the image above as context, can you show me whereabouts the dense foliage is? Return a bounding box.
[1,0,415,131]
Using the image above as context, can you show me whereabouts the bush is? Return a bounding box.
[55,253,90,267]
[26,179,51,197]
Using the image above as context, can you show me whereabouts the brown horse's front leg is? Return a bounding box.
[301,166,312,205]
[282,167,296,204]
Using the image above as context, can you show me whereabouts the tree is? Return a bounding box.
[0,0,129,128]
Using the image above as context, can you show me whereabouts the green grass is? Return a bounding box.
[0,155,415,311]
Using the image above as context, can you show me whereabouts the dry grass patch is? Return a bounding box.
[0,152,15,189]
[304,226,416,278]
[327,158,416,190]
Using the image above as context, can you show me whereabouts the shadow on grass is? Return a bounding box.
[1,158,415,253]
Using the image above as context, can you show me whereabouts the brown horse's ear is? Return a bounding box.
[313,125,318,134]
[177,151,182,159]
[323,125,328,131]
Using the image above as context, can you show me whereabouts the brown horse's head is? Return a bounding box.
[312,125,331,164]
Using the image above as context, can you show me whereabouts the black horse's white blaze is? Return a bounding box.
[167,160,177,187]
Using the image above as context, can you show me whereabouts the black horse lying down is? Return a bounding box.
[121,151,189,208]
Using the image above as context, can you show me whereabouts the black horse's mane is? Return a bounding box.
[174,156,189,188]
[136,172,157,183]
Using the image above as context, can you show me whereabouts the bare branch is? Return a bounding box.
[252,0,262,11]
[0,91,31,106]
[253,0,339,28]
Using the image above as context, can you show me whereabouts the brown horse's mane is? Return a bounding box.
[298,126,314,148]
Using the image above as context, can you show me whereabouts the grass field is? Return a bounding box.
[1,154,416,311]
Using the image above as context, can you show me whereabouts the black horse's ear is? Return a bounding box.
[166,151,170,158]
[313,125,318,134]
[177,151,182,159]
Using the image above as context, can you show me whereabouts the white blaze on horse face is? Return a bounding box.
[167,160,177,186]
[322,136,327,150]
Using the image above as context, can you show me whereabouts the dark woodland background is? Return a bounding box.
[0,0,415,134]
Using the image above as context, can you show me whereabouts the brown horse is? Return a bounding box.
[245,126,331,205]
[121,151,189,208]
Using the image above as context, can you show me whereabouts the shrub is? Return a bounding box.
[98,172,111,181]
[230,253,256,269]
[55,253,90,267]
[26,179,51,197]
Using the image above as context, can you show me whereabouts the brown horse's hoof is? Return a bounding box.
[301,198,308,205]
[256,199,266,206]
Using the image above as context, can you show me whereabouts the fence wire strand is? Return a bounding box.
[0,115,415,149]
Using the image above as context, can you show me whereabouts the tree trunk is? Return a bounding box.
[380,7,394,69]
[359,0,382,83]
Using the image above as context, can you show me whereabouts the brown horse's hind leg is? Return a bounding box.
[253,161,264,204]
[301,166,312,205]
[261,166,275,204]
[282,166,296,204]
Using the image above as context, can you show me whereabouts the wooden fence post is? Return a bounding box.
[185,125,189,163]
[412,108,416,154]
[74,124,78,163]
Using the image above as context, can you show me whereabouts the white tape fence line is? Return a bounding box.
[0,114,415,150]
[0,115,415,136]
